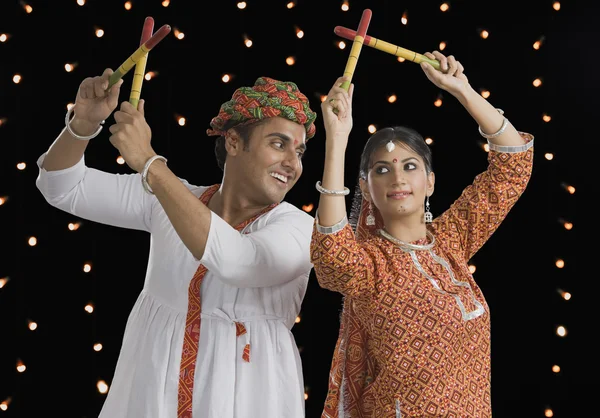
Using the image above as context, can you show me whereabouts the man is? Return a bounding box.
[35,68,317,418]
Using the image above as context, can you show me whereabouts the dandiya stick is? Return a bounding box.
[129,16,154,107]
[107,24,171,89]
[334,25,441,70]
[340,9,372,91]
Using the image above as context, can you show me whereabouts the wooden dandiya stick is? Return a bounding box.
[334,25,441,70]
[340,9,372,91]
[129,16,155,107]
[107,23,171,89]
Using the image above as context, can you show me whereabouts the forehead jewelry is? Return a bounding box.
[386,140,395,153]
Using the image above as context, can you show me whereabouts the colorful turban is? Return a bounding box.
[206,77,317,140]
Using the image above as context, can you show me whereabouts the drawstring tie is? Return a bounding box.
[201,309,287,363]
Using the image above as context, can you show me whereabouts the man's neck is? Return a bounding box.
[207,182,273,227]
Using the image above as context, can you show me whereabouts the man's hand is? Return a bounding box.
[108,99,156,173]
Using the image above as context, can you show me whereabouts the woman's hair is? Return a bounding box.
[213,120,268,171]
[358,126,433,179]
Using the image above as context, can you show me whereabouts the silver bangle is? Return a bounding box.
[478,108,508,139]
[64,105,104,141]
[315,181,350,196]
[141,155,168,195]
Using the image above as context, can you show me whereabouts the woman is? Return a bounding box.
[311,51,534,417]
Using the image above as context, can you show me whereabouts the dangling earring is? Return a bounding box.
[366,201,375,225]
[424,196,433,223]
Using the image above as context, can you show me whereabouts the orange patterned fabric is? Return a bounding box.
[177,184,278,417]
[235,322,251,363]
[311,138,533,418]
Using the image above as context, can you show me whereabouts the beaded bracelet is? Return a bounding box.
[64,105,104,141]
[315,181,350,196]
[141,155,168,195]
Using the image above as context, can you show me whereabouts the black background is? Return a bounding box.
[0,0,593,417]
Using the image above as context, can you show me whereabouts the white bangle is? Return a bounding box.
[64,105,104,141]
[141,155,168,195]
[478,108,508,139]
[315,181,350,196]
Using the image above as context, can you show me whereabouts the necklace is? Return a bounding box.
[378,228,435,251]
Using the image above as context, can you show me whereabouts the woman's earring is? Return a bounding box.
[366,201,375,226]
[424,196,433,223]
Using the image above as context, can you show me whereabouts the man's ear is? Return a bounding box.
[359,178,372,202]
[224,129,241,156]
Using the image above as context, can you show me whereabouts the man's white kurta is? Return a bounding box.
[35,153,314,418]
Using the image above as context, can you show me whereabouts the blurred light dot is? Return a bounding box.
[97,380,109,394]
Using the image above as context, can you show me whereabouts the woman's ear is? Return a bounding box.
[359,178,372,202]
[427,171,435,197]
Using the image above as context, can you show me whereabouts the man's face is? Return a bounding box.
[229,117,307,205]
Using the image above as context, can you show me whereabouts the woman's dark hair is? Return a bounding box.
[359,126,433,179]
[214,120,267,171]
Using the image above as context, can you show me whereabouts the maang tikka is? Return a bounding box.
[386,140,395,153]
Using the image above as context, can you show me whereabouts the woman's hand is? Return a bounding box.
[420,51,471,98]
[321,76,354,150]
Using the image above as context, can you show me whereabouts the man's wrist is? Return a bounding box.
[69,116,102,137]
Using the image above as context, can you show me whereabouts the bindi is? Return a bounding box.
[393,158,398,163]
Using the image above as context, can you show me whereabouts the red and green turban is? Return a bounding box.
[206,77,317,140]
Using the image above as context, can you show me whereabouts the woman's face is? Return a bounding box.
[361,142,435,224]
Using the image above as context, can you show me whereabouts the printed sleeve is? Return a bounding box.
[432,132,534,261]
[310,217,377,298]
